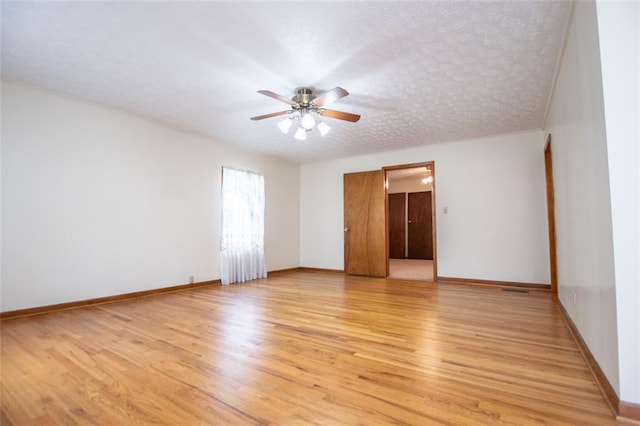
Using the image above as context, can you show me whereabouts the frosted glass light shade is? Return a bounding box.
[317,121,331,136]
[301,112,315,130]
[294,127,306,141]
[278,118,292,133]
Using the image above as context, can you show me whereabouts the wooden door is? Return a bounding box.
[388,193,405,259]
[344,170,387,277]
[407,191,433,260]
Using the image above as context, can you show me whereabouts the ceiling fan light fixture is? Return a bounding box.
[300,112,315,130]
[294,126,307,141]
[251,87,360,140]
[317,121,331,136]
[278,117,292,134]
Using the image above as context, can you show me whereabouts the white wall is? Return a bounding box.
[1,79,300,312]
[389,177,432,193]
[300,130,550,284]
[543,0,620,399]
[596,0,640,406]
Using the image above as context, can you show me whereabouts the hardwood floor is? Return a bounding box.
[1,271,619,425]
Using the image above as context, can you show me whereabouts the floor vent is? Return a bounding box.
[501,288,529,293]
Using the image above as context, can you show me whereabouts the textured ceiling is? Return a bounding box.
[1,1,573,164]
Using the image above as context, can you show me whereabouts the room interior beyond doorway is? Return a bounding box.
[385,163,436,281]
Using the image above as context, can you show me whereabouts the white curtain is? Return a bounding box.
[220,167,267,285]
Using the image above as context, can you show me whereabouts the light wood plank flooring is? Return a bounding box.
[1,271,619,425]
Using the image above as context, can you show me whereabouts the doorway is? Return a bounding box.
[385,163,436,281]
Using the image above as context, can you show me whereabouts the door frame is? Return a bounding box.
[383,161,437,279]
[544,135,558,297]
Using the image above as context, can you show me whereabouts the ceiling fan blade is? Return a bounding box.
[312,87,349,107]
[257,90,297,106]
[320,109,361,122]
[250,110,291,120]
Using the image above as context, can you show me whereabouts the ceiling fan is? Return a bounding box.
[250,87,360,140]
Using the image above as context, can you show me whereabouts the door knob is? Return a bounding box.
[408,220,412,224]
[344,228,349,232]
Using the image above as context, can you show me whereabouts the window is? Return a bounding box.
[220,167,266,284]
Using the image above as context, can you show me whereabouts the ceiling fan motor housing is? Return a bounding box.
[294,88,314,106]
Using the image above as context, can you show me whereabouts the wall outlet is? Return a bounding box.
[189,276,195,284]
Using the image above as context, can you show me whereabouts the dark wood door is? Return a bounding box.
[344,171,387,277]
[407,191,433,260]
[388,193,405,259]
